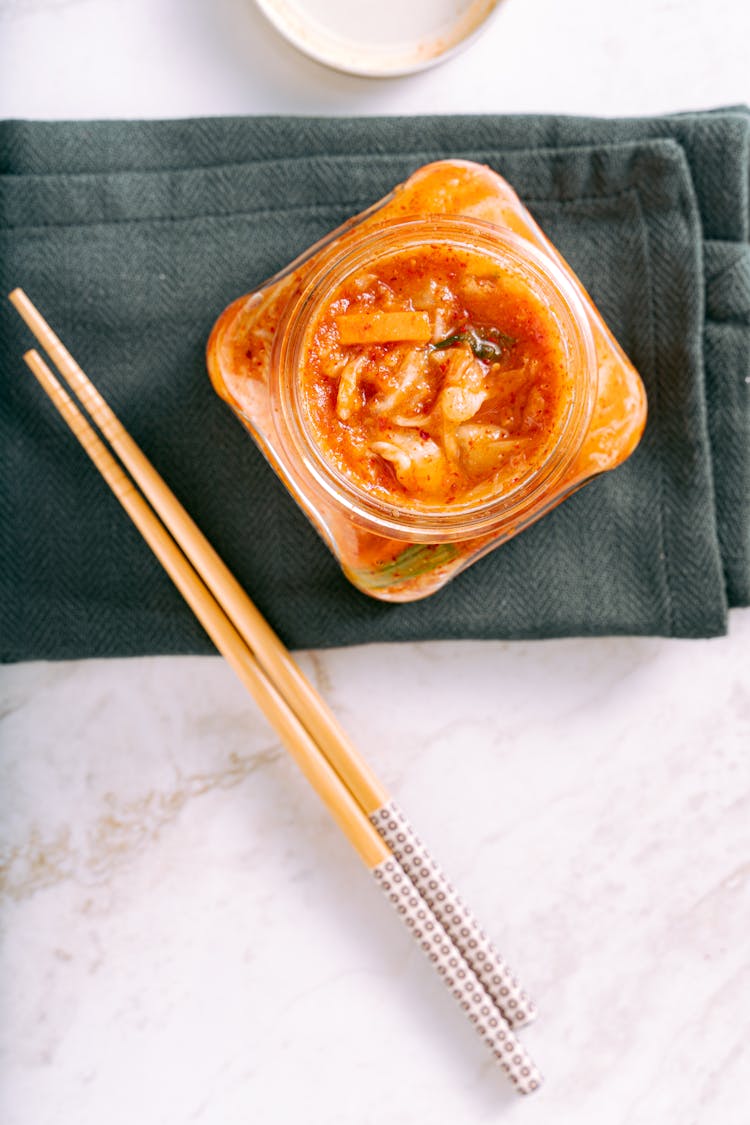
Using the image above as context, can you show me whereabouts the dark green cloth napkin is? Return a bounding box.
[1,110,749,661]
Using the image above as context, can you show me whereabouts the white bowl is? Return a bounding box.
[254,0,502,78]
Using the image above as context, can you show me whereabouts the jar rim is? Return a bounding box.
[272,215,598,541]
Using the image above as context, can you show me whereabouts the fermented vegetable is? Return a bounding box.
[207,160,647,601]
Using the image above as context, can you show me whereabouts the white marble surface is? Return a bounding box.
[1,1,749,1121]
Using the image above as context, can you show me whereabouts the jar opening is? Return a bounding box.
[274,217,598,542]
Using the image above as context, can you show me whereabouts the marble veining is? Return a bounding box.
[2,620,749,1124]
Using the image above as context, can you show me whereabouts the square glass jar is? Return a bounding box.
[207,162,647,601]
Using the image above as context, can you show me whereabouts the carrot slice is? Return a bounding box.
[335,311,431,346]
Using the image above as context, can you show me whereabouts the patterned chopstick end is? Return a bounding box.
[373,859,542,1095]
[371,801,536,1028]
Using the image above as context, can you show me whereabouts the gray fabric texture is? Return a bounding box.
[1,110,748,660]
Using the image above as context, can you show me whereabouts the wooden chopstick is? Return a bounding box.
[9,287,387,814]
[8,286,537,1032]
[19,342,542,1094]
[21,347,388,868]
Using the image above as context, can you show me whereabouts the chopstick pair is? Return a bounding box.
[10,289,542,1095]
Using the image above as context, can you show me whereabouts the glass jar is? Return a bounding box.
[207,161,647,601]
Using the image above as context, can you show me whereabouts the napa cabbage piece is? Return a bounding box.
[372,349,431,416]
[455,423,528,476]
[335,353,367,421]
[370,429,448,495]
[434,344,489,461]
[437,345,488,423]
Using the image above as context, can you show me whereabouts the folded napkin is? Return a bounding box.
[1,110,748,661]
